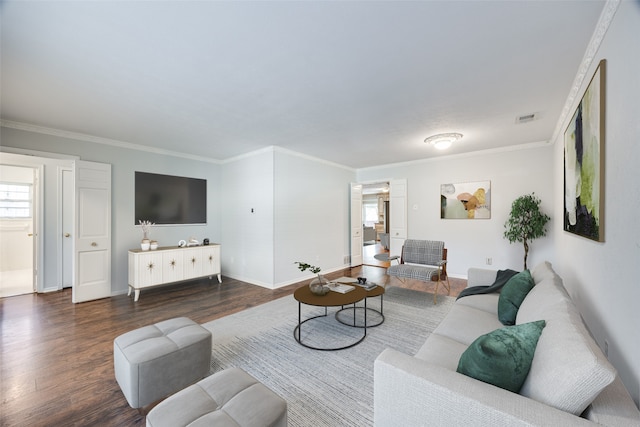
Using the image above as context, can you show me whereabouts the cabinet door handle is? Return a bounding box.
[91,242,98,247]
[64,233,71,238]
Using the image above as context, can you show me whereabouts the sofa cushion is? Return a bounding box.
[455,293,500,315]
[498,270,535,325]
[516,276,569,324]
[414,333,468,371]
[432,304,503,346]
[456,320,546,393]
[516,270,617,415]
[530,261,558,284]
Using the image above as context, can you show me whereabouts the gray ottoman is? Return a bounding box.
[146,368,287,427]
[114,317,212,409]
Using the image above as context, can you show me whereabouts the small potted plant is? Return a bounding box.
[295,261,329,296]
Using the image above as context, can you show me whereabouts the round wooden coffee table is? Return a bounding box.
[293,285,367,351]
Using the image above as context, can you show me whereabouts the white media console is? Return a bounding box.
[128,244,221,301]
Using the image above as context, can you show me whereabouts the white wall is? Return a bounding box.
[1,126,222,295]
[273,149,354,286]
[552,0,640,405]
[357,145,556,278]
[220,147,355,288]
[220,149,275,287]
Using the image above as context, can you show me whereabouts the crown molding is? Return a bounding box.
[222,145,355,172]
[357,140,551,172]
[272,146,355,172]
[550,0,619,144]
[0,120,223,164]
[2,120,356,170]
[220,145,275,163]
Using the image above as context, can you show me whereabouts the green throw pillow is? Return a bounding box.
[457,320,546,393]
[498,269,535,325]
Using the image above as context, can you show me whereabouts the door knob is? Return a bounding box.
[64,233,71,238]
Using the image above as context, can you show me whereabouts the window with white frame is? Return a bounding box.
[362,199,378,226]
[0,182,32,218]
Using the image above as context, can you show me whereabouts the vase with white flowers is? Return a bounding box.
[139,220,154,250]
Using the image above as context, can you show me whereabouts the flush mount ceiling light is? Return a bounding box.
[424,133,463,150]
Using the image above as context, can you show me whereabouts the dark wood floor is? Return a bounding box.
[0,261,466,427]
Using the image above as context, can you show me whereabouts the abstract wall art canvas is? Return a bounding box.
[564,59,605,241]
[440,181,491,219]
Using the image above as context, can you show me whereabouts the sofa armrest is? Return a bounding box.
[467,267,498,288]
[374,348,595,426]
[583,375,640,426]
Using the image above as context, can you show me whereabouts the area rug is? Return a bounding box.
[202,286,454,426]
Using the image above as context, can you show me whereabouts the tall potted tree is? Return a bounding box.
[503,193,550,270]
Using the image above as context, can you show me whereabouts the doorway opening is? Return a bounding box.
[0,165,37,297]
[361,182,390,267]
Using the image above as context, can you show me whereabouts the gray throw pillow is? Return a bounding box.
[498,269,535,325]
[456,320,546,393]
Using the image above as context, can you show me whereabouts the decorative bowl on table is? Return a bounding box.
[309,275,330,296]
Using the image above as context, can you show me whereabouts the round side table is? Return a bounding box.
[335,285,385,328]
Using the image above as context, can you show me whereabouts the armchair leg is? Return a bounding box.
[432,267,451,304]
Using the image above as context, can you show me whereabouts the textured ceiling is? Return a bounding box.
[0,1,606,168]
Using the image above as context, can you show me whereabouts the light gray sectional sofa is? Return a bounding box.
[374,261,640,426]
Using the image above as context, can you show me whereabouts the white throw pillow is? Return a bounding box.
[517,271,616,415]
[531,261,557,284]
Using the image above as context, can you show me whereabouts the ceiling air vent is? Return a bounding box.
[516,113,537,124]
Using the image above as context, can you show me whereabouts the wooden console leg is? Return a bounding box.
[134,289,140,302]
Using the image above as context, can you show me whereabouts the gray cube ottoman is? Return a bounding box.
[146,367,288,427]
[114,317,212,409]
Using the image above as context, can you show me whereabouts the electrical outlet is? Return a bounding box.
[486,257,492,265]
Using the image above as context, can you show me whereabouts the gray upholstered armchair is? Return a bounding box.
[386,239,450,303]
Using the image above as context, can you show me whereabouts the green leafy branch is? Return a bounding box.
[294,262,321,274]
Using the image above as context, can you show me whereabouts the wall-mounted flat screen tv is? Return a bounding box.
[135,172,207,225]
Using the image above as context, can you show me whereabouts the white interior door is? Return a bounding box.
[72,160,111,303]
[389,179,407,257]
[31,166,41,293]
[349,183,363,267]
[62,168,73,288]
[0,158,43,297]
